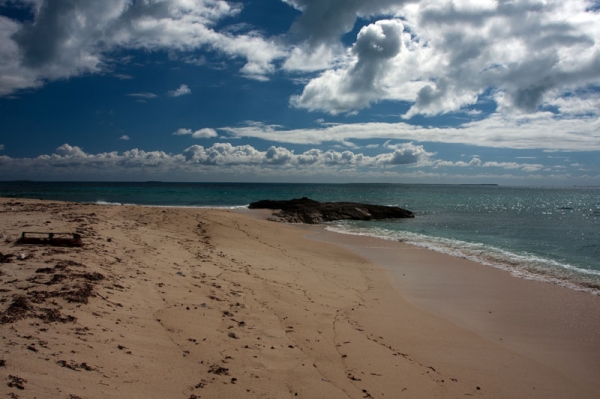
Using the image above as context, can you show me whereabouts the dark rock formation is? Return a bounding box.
[248,197,414,224]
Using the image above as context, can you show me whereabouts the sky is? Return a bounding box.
[0,0,599,185]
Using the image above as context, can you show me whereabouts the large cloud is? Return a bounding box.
[281,0,411,72]
[289,0,600,117]
[0,0,286,96]
[284,0,408,45]
[290,19,406,113]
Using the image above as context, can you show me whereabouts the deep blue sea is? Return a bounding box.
[1,181,599,294]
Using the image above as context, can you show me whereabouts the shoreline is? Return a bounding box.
[241,207,600,297]
[1,199,599,397]
[301,226,600,391]
[323,225,600,297]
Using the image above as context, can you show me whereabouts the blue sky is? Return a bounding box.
[0,0,599,185]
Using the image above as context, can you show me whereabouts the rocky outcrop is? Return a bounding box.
[248,197,414,224]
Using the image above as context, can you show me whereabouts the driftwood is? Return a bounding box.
[17,232,82,247]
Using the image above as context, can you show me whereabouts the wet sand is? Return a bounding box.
[0,198,598,398]
[306,228,600,392]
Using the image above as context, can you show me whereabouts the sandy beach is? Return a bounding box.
[1,198,599,398]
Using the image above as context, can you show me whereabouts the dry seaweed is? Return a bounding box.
[7,375,26,390]
[208,364,229,375]
[0,252,14,263]
[57,360,95,371]
[1,257,105,324]
[0,296,32,324]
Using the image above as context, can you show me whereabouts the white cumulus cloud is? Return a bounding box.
[0,0,286,96]
[54,143,87,158]
[0,141,594,183]
[172,127,218,138]
[291,19,406,114]
[168,84,191,97]
[172,128,193,136]
[286,0,600,118]
[192,128,218,139]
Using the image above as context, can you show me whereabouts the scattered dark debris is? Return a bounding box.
[35,267,54,274]
[38,308,76,323]
[57,359,95,371]
[1,259,103,324]
[195,380,207,389]
[41,248,68,256]
[0,252,14,263]
[56,260,86,268]
[45,273,68,285]
[362,388,374,398]
[7,374,27,390]
[227,332,238,339]
[27,290,51,304]
[62,283,94,304]
[82,272,104,281]
[74,326,90,336]
[69,395,83,399]
[0,296,76,324]
[208,364,229,375]
[0,359,6,367]
[1,296,32,324]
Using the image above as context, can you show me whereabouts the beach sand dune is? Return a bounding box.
[0,198,598,398]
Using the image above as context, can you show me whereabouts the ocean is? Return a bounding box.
[1,181,599,294]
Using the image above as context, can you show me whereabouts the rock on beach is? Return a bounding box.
[248,197,414,224]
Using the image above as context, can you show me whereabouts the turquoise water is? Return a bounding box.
[1,182,599,294]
